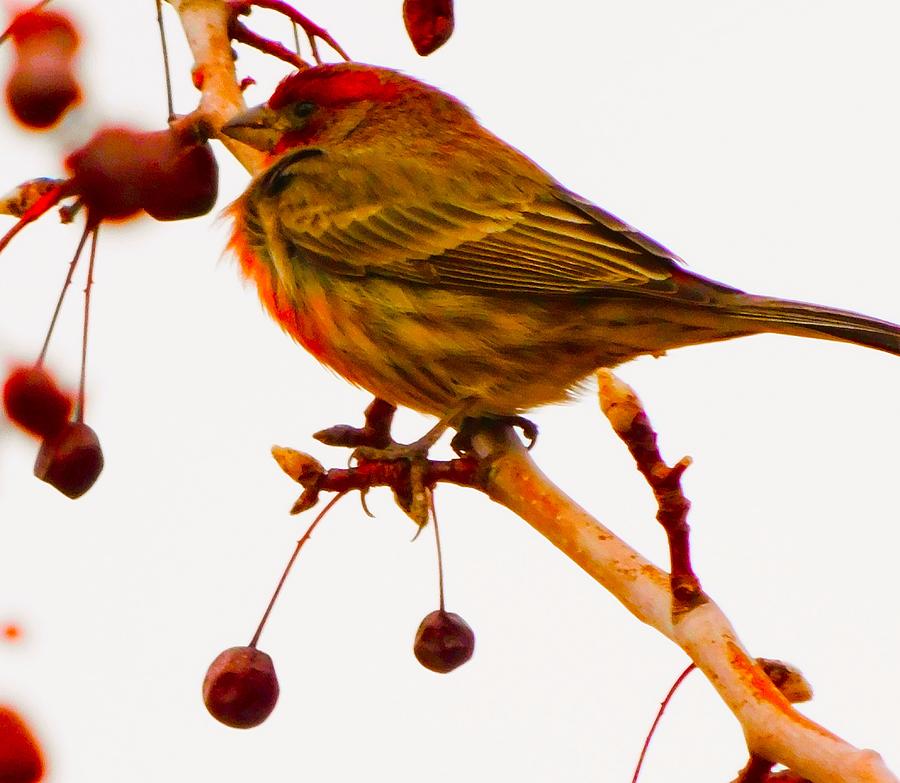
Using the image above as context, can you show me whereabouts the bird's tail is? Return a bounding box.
[728,295,900,356]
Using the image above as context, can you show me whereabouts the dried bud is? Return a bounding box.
[757,658,813,704]
[0,178,64,218]
[289,487,320,515]
[272,446,325,486]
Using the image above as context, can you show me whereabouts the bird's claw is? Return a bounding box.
[351,441,432,528]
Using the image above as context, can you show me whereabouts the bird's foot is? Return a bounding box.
[313,398,477,527]
[450,415,539,455]
[352,419,452,527]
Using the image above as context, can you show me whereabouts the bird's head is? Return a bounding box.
[221,63,472,156]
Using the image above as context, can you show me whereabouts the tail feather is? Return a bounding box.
[731,296,900,356]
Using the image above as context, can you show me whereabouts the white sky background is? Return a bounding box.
[0,1,898,780]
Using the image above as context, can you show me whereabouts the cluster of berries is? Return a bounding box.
[202,610,476,729]
[203,490,476,729]
[2,0,467,739]
[1,4,219,500]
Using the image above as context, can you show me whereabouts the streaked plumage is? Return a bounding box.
[224,63,899,418]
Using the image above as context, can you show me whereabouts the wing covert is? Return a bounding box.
[260,147,727,299]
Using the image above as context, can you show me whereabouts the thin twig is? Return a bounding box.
[429,494,446,611]
[226,0,349,61]
[597,369,702,609]
[631,664,696,783]
[291,20,300,55]
[230,19,307,70]
[75,226,99,423]
[36,221,91,367]
[249,492,347,649]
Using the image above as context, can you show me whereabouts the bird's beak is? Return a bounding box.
[220,104,281,152]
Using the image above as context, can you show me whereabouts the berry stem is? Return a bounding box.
[429,494,445,611]
[74,226,99,423]
[37,221,91,368]
[249,491,347,649]
[631,663,696,783]
[155,0,175,122]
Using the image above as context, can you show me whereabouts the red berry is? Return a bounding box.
[0,706,44,783]
[203,646,279,729]
[6,55,80,129]
[65,124,219,224]
[413,609,474,673]
[142,134,219,221]
[4,9,81,129]
[3,365,73,438]
[65,127,154,221]
[403,0,454,56]
[34,421,104,499]
[6,9,79,55]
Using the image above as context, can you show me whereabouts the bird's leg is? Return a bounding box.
[313,397,396,450]
[450,415,539,455]
[352,401,471,462]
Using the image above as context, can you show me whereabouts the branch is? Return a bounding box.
[469,421,896,783]
[166,0,265,174]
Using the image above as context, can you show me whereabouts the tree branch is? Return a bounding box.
[470,422,896,783]
[166,0,265,173]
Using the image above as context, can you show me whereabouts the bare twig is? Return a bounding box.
[155,0,176,120]
[248,491,347,649]
[225,0,349,62]
[597,369,701,609]
[631,663,696,783]
[229,18,307,70]
[271,445,483,515]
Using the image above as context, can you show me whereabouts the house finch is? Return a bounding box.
[223,63,899,428]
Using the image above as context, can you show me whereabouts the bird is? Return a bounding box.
[222,62,899,453]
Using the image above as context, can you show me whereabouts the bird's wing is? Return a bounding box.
[263,148,740,301]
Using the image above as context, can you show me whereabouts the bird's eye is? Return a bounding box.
[292,101,315,119]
